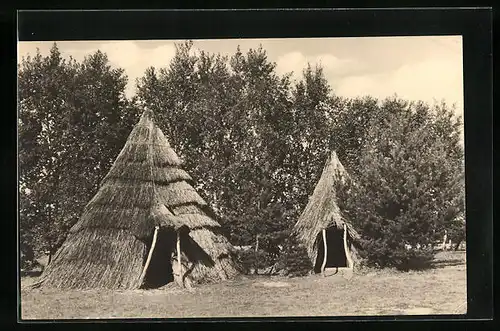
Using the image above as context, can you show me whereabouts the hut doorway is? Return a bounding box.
[314,227,348,273]
[142,229,176,288]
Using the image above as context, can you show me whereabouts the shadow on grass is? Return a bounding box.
[430,259,466,269]
[20,269,43,277]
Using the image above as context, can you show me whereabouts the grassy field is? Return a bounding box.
[20,251,467,320]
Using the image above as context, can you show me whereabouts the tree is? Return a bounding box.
[331,96,381,175]
[222,46,293,251]
[18,44,138,267]
[275,64,340,234]
[338,97,465,270]
[137,42,235,210]
[137,44,301,267]
[20,41,465,274]
[137,41,200,155]
[18,44,79,266]
[137,46,350,268]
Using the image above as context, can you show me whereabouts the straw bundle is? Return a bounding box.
[36,229,145,289]
[292,151,360,266]
[179,230,240,285]
[189,228,233,260]
[171,204,209,215]
[155,181,207,207]
[152,204,221,230]
[105,164,192,183]
[36,109,239,290]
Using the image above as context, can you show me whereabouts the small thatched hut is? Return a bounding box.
[292,151,361,274]
[34,109,239,290]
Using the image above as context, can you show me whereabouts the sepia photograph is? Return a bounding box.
[18,35,467,319]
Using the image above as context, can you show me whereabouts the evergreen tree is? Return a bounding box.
[338,97,465,270]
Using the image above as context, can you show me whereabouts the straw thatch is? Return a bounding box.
[35,109,239,290]
[292,151,361,268]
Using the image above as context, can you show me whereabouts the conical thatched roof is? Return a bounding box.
[292,151,360,265]
[36,110,239,289]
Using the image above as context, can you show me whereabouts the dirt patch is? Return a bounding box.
[254,281,291,288]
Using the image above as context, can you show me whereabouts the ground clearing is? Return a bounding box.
[20,251,466,319]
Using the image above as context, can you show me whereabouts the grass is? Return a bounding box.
[20,251,467,320]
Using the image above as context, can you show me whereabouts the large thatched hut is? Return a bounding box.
[292,151,361,274]
[34,110,239,290]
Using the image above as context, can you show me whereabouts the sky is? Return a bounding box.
[18,36,463,120]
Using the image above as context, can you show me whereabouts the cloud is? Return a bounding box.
[275,51,305,77]
[18,41,177,98]
[274,45,464,145]
[99,42,142,68]
[335,55,464,118]
[97,41,176,97]
[275,51,365,82]
[18,38,463,117]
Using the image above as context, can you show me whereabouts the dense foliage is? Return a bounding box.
[18,44,141,268]
[19,41,465,272]
[136,41,342,268]
[275,236,313,277]
[337,99,465,270]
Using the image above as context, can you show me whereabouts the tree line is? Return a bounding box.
[18,41,465,271]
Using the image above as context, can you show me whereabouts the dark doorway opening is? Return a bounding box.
[314,227,347,273]
[142,229,176,289]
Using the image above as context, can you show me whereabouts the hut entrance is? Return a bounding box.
[314,227,347,273]
[142,229,176,288]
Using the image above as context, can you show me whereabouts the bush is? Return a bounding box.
[20,244,43,275]
[234,248,275,274]
[275,236,312,277]
[397,249,435,270]
[20,245,36,271]
[357,238,434,271]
